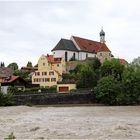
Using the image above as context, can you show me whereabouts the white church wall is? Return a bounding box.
[79,52,96,60]
[52,50,79,61]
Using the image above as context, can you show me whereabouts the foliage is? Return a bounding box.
[0,90,15,106]
[0,62,5,67]
[14,86,57,95]
[13,70,30,78]
[76,64,97,88]
[4,132,16,139]
[13,69,31,82]
[87,58,101,70]
[7,62,18,71]
[94,76,122,105]
[100,58,124,80]
[7,86,19,93]
[131,56,140,67]
[27,61,33,67]
[121,65,140,104]
[68,58,101,89]
[94,57,140,105]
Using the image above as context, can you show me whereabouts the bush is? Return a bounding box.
[0,91,15,106]
[4,132,16,139]
[94,76,122,105]
[7,86,19,94]
[14,86,57,95]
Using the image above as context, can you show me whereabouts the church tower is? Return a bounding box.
[100,28,105,43]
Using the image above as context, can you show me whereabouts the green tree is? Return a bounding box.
[131,56,140,67]
[94,76,122,105]
[27,61,33,67]
[0,62,5,67]
[121,65,140,104]
[76,64,98,88]
[13,69,30,81]
[100,59,124,80]
[87,58,101,70]
[7,62,18,71]
[0,91,15,106]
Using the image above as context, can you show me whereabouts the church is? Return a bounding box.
[52,29,113,63]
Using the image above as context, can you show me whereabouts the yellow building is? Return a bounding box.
[32,54,66,87]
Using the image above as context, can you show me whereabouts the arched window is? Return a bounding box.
[65,52,68,62]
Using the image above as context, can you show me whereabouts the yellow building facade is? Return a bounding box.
[32,54,66,87]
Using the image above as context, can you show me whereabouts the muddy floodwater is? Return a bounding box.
[0,105,140,139]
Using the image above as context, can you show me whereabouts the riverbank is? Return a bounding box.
[0,105,140,139]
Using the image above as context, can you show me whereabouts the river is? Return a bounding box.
[0,105,140,139]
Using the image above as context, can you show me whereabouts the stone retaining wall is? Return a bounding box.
[14,92,95,105]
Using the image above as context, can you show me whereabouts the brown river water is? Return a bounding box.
[0,105,140,139]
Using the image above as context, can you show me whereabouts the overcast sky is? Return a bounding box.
[0,0,140,67]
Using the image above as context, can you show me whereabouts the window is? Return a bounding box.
[43,63,45,66]
[35,72,40,76]
[42,72,47,75]
[49,71,54,75]
[100,53,102,56]
[45,78,50,82]
[39,78,41,82]
[42,78,45,82]
[65,52,68,62]
[51,78,56,82]
[57,64,59,67]
[34,78,39,82]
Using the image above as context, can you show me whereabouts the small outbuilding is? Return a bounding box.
[1,76,27,94]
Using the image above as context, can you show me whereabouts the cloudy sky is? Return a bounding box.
[0,0,140,67]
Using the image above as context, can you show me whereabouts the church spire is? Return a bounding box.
[100,27,105,43]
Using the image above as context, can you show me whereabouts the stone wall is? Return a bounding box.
[66,59,94,72]
[14,92,95,105]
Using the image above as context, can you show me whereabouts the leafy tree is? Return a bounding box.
[0,62,5,67]
[100,59,124,80]
[0,91,15,106]
[76,64,98,88]
[121,65,140,104]
[27,61,33,67]
[94,76,122,105]
[7,62,18,71]
[87,58,101,70]
[131,56,140,67]
[13,69,30,81]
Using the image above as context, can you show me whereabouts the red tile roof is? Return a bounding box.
[46,54,62,64]
[72,36,111,53]
[119,59,128,65]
